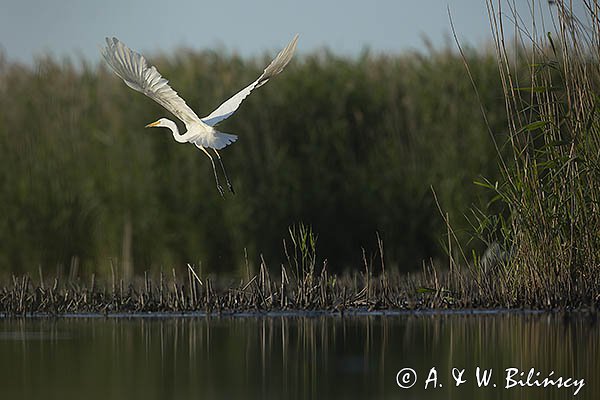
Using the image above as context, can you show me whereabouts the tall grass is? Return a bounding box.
[459,0,600,306]
[0,45,506,277]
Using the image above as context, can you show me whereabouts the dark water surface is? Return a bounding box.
[0,311,598,399]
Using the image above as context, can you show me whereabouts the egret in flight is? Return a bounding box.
[101,35,299,196]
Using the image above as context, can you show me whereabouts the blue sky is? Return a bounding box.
[0,1,582,64]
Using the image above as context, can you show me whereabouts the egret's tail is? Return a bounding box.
[194,131,238,150]
[211,131,238,150]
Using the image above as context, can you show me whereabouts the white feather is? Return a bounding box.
[101,37,204,127]
[201,34,299,126]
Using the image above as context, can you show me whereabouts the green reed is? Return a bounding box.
[0,44,505,277]
[450,0,600,306]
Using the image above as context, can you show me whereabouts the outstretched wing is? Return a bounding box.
[201,34,299,127]
[101,37,202,127]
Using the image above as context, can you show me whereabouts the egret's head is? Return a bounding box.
[145,118,170,129]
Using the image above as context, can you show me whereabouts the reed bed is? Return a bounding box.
[2,226,598,315]
[2,1,600,314]
[0,37,505,277]
[2,264,598,316]
[451,0,600,308]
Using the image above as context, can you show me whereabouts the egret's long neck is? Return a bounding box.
[163,119,188,143]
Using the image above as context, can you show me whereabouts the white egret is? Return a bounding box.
[100,35,299,196]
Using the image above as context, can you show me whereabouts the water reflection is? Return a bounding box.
[0,312,597,399]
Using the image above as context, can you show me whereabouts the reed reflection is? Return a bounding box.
[0,313,597,399]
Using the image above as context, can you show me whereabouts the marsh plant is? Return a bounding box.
[456,0,600,306]
[1,1,599,311]
[0,37,505,277]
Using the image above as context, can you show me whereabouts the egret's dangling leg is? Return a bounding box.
[213,149,234,194]
[199,146,224,197]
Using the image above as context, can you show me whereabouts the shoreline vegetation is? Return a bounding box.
[0,30,505,278]
[2,0,600,315]
[1,225,599,315]
[1,264,598,315]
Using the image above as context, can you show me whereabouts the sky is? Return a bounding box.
[0,1,586,64]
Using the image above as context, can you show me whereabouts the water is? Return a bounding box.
[0,311,597,399]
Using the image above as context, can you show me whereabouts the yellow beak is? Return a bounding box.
[145,121,160,128]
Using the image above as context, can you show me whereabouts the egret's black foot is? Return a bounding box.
[216,184,225,197]
[227,182,235,195]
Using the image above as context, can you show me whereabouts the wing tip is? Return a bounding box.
[104,36,118,46]
[286,34,299,56]
[100,36,121,57]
